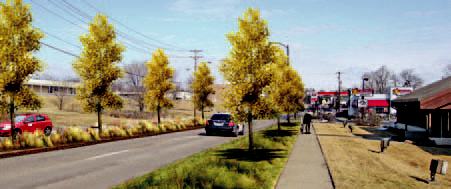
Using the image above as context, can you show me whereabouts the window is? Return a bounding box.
[36,115,45,122]
[211,114,231,120]
[25,116,35,123]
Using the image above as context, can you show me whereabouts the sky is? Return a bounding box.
[23,0,451,90]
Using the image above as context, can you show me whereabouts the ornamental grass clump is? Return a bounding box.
[87,128,101,141]
[1,138,13,150]
[64,127,92,143]
[109,126,127,138]
[50,133,62,145]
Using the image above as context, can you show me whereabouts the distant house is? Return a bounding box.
[25,79,78,96]
[392,76,451,145]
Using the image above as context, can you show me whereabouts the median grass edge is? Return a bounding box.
[114,122,300,189]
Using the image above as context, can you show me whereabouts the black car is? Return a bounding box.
[205,113,244,137]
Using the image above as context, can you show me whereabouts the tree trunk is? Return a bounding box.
[139,100,144,112]
[277,116,281,132]
[59,96,63,111]
[193,102,197,121]
[294,112,297,120]
[287,113,291,124]
[201,103,204,120]
[157,105,161,125]
[9,99,15,142]
[247,110,254,151]
[97,108,102,134]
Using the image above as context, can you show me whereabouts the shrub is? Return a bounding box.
[63,127,92,143]
[87,128,101,141]
[109,127,127,138]
[50,133,62,145]
[2,138,14,150]
[44,137,54,147]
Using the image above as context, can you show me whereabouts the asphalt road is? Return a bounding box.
[0,120,275,189]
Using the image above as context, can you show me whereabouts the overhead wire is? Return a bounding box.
[30,0,222,78]
[79,0,188,52]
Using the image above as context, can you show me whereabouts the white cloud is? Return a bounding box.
[169,0,242,21]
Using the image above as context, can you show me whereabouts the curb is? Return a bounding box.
[314,124,336,189]
[0,126,204,159]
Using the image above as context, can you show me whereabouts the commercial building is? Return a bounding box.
[392,76,451,145]
[25,79,78,96]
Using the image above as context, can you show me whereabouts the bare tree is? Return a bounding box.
[445,63,451,77]
[45,75,77,111]
[172,68,181,100]
[390,73,401,87]
[363,65,392,93]
[124,62,147,112]
[399,69,423,89]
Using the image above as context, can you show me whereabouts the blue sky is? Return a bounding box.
[24,0,451,90]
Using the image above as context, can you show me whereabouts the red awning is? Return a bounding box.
[368,100,389,107]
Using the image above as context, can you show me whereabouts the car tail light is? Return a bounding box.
[205,120,210,126]
[228,122,235,127]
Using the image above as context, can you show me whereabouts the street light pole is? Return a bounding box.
[270,42,290,65]
[361,77,369,119]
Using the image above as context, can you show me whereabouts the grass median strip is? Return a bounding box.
[315,122,451,189]
[114,122,300,189]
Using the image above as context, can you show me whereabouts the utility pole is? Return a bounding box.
[190,49,203,121]
[336,72,342,112]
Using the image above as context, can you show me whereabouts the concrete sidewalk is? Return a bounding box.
[276,126,334,189]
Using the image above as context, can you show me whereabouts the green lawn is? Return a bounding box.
[114,122,300,189]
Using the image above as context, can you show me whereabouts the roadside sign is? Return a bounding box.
[358,98,368,108]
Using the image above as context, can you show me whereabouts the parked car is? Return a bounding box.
[0,113,53,137]
[205,113,244,137]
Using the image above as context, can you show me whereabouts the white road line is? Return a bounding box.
[85,150,129,161]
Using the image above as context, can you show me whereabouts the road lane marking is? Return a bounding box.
[85,150,129,161]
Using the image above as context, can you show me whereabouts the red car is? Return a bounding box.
[0,114,53,137]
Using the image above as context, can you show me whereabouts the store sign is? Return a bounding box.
[390,87,413,100]
[358,98,368,108]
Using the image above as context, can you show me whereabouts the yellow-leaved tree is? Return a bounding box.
[0,0,43,140]
[144,49,174,125]
[269,48,305,130]
[220,8,275,151]
[73,14,124,134]
[191,62,215,120]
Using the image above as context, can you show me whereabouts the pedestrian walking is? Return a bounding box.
[302,112,312,134]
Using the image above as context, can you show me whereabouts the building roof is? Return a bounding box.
[393,76,451,103]
[26,79,79,88]
[393,76,451,109]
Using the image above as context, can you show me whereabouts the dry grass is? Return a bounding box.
[3,95,221,128]
[315,122,451,189]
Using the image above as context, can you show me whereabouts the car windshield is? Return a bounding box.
[211,114,230,120]
[14,115,26,123]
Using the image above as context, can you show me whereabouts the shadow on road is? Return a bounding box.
[215,148,286,162]
[262,129,298,137]
[280,122,299,127]
[198,132,236,137]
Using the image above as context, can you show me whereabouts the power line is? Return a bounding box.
[41,41,80,58]
[35,0,164,55]
[30,0,86,29]
[41,41,145,78]
[80,0,188,52]
[59,0,185,53]
[40,30,81,49]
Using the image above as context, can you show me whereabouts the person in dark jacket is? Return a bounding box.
[302,113,312,134]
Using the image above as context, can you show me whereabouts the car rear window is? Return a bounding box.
[211,114,230,120]
[36,115,45,121]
